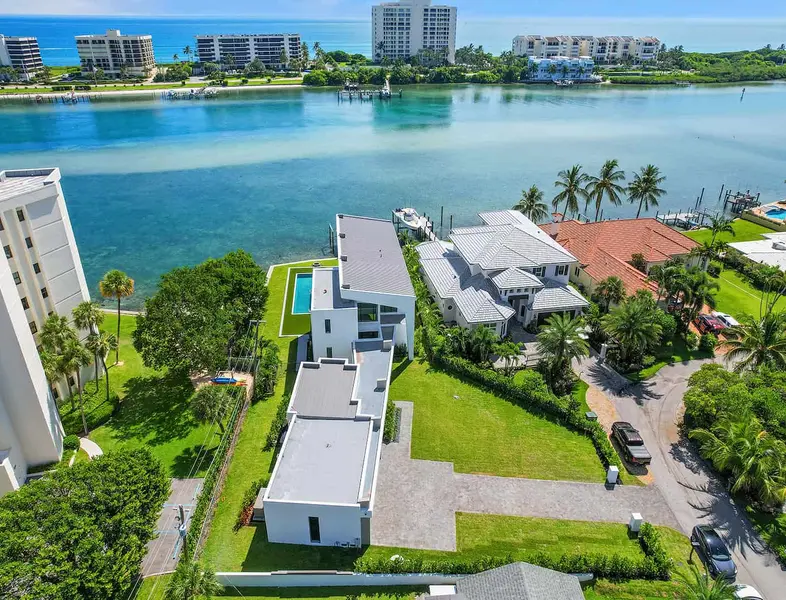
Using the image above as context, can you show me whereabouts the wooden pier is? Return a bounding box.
[722,189,761,214]
[655,210,712,229]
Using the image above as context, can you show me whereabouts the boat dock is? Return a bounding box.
[161,87,219,100]
[722,189,761,214]
[392,208,439,242]
[655,211,708,229]
[338,79,402,101]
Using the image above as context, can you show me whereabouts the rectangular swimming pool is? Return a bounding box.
[765,208,786,220]
[292,272,313,315]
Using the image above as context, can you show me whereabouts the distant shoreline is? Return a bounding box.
[0,83,305,99]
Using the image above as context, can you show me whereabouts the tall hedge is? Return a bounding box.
[0,449,169,600]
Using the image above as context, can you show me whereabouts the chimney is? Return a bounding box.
[550,212,564,238]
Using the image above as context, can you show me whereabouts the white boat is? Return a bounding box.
[554,79,574,87]
[393,207,423,230]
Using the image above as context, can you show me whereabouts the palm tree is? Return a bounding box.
[494,340,521,376]
[164,559,222,600]
[470,326,499,364]
[173,53,179,63]
[301,41,310,65]
[594,276,626,312]
[690,413,786,507]
[39,348,60,388]
[190,386,232,434]
[536,313,589,383]
[676,564,736,600]
[585,159,626,221]
[183,45,192,63]
[72,300,105,390]
[602,299,663,365]
[708,215,735,246]
[40,314,79,408]
[685,268,719,323]
[690,241,720,271]
[99,269,134,364]
[721,312,786,372]
[552,165,589,218]
[86,331,117,404]
[60,337,93,435]
[513,185,549,223]
[375,41,386,62]
[628,165,667,218]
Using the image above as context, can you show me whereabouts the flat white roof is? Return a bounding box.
[0,168,58,204]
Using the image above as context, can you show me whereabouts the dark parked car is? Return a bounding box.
[691,525,737,582]
[611,421,652,465]
[695,313,726,335]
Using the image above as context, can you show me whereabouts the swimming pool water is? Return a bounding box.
[292,273,313,315]
[766,208,786,220]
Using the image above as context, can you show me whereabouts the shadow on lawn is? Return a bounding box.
[171,442,219,478]
[108,371,197,447]
[241,523,362,572]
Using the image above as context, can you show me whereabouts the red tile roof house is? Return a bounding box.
[539,218,700,298]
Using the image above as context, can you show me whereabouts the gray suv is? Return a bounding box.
[691,525,737,582]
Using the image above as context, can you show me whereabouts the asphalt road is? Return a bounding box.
[579,356,786,599]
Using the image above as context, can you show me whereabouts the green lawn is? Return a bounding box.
[583,579,682,599]
[683,218,775,245]
[391,360,606,482]
[713,268,774,319]
[280,267,315,335]
[57,314,220,477]
[625,337,713,383]
[202,258,338,571]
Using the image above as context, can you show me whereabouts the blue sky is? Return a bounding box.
[2,0,784,18]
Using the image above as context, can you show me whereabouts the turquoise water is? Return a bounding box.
[292,273,313,314]
[1,84,785,306]
[3,15,786,65]
[765,208,786,220]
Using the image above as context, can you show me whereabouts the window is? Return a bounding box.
[0,217,3,231]
[12,271,21,285]
[380,305,397,313]
[16,208,25,222]
[33,262,41,274]
[324,319,331,334]
[358,330,379,339]
[41,287,48,299]
[21,297,29,310]
[25,237,33,249]
[326,347,333,358]
[357,302,378,323]
[3,245,11,259]
[531,266,546,277]
[29,321,37,334]
[68,376,75,387]
[556,265,569,276]
[574,266,580,277]
[308,517,321,543]
[482,323,496,331]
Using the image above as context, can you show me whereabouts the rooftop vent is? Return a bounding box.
[338,214,344,219]
[340,255,348,261]
[376,377,387,390]
[339,233,346,239]
[342,283,350,289]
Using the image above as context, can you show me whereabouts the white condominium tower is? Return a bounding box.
[513,35,661,63]
[75,29,155,78]
[195,34,302,69]
[0,35,44,81]
[372,0,457,64]
[0,168,94,495]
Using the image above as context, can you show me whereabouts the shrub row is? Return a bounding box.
[62,434,80,451]
[383,400,398,443]
[235,477,265,531]
[356,526,670,580]
[263,393,290,451]
[254,344,281,401]
[186,386,245,558]
[723,247,786,291]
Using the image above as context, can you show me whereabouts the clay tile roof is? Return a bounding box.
[539,218,698,295]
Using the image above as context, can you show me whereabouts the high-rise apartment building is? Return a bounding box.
[513,34,660,64]
[195,34,302,69]
[372,0,457,64]
[0,35,43,81]
[0,168,95,495]
[75,29,155,78]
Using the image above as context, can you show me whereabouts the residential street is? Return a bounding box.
[578,356,786,598]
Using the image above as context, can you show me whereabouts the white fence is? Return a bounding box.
[216,571,460,588]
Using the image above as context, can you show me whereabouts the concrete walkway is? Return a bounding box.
[372,401,679,552]
[80,437,103,458]
[575,355,786,598]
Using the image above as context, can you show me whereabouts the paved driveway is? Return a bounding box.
[372,401,678,552]
[577,356,786,597]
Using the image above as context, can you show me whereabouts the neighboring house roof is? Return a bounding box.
[336,214,415,297]
[729,233,786,271]
[540,218,697,294]
[489,267,545,290]
[531,279,589,312]
[416,241,516,324]
[450,562,584,600]
[450,210,577,271]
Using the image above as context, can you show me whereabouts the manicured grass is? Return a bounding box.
[391,360,606,482]
[59,314,219,477]
[625,337,713,383]
[583,579,682,599]
[713,269,772,319]
[202,258,338,572]
[683,219,775,245]
[280,267,315,335]
[74,448,91,464]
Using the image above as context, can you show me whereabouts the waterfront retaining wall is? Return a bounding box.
[741,211,786,232]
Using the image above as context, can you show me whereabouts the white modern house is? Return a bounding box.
[0,35,43,81]
[260,214,413,546]
[729,231,786,271]
[417,210,588,336]
[526,56,595,81]
[75,29,155,78]
[195,33,302,69]
[372,0,457,64]
[0,168,92,405]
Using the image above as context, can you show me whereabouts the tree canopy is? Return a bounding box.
[133,250,267,375]
[0,449,169,600]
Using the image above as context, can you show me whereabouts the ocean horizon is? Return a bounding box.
[2,15,786,66]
